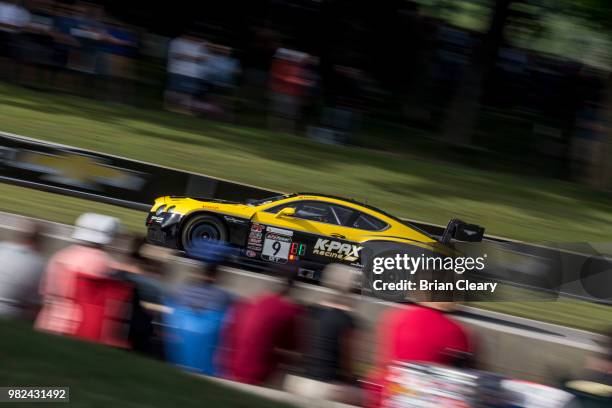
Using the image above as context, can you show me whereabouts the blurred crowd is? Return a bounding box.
[0,0,138,102]
[0,213,611,407]
[0,0,363,140]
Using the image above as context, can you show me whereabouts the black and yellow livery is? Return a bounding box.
[145,193,484,277]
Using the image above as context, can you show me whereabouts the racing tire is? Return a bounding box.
[180,214,228,250]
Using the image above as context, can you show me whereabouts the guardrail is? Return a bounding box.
[0,131,273,210]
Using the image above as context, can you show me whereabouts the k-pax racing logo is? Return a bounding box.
[313,239,361,262]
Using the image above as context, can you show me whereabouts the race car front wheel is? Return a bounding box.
[180,214,228,249]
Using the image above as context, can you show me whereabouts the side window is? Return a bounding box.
[352,212,388,231]
[264,202,297,214]
[329,204,354,226]
[295,201,338,225]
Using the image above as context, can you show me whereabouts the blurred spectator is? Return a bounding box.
[269,48,311,134]
[163,239,235,374]
[298,55,320,132]
[99,18,139,103]
[0,0,30,33]
[122,236,171,302]
[563,328,612,407]
[35,213,121,336]
[241,24,280,111]
[364,272,473,408]
[17,0,57,87]
[284,264,362,406]
[0,221,44,320]
[178,262,233,312]
[60,2,108,96]
[112,236,169,356]
[51,2,81,89]
[207,44,240,92]
[308,64,363,145]
[571,99,608,187]
[184,235,239,264]
[164,260,235,375]
[198,43,241,117]
[0,0,31,79]
[223,265,303,385]
[72,269,133,347]
[165,32,208,114]
[329,65,364,114]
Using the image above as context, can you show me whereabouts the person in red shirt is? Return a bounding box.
[268,48,312,133]
[365,273,473,408]
[374,303,471,369]
[223,266,303,385]
[35,213,122,336]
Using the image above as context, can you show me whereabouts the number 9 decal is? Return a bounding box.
[272,241,281,255]
[262,232,292,262]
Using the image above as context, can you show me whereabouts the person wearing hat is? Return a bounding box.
[35,213,121,335]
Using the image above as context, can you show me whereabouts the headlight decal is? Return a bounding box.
[155,204,166,215]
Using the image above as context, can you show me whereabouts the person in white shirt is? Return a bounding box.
[0,0,30,33]
[197,43,240,116]
[208,44,240,90]
[0,221,45,320]
[165,33,208,113]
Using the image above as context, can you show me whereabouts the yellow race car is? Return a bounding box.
[145,192,484,277]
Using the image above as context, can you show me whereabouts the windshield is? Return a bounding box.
[246,194,290,206]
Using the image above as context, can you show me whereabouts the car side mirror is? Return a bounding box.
[275,207,296,218]
[454,222,485,242]
[440,219,485,244]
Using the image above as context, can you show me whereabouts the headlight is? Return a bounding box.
[166,205,176,214]
[155,204,166,215]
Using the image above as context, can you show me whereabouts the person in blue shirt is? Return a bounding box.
[164,239,236,376]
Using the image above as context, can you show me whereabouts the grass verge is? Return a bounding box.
[0,183,145,233]
[0,319,292,408]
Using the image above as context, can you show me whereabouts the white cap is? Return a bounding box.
[72,213,121,245]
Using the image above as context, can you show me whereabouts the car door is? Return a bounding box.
[249,200,363,267]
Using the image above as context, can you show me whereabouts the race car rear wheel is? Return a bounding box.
[180,214,228,249]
